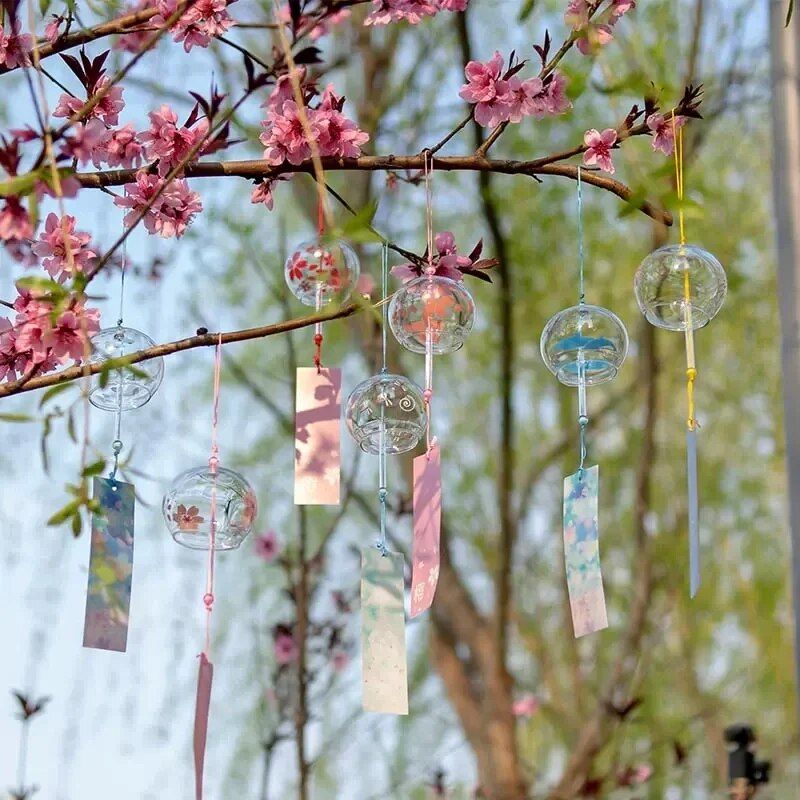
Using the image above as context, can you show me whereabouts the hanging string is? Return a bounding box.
[376,242,390,556]
[203,334,223,655]
[313,283,323,374]
[422,152,435,454]
[577,165,585,306]
[576,166,588,477]
[672,111,697,431]
[109,237,128,482]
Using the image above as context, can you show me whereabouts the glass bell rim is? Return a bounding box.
[170,529,245,551]
[637,300,714,332]
[350,419,427,455]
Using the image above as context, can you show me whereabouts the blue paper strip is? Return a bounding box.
[687,428,700,598]
[83,477,135,652]
[563,465,608,637]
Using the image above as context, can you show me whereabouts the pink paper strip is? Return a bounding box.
[193,653,213,800]
[410,444,442,617]
[294,367,341,505]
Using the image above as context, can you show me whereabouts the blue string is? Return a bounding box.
[377,241,389,556]
[576,166,588,477]
[577,165,585,306]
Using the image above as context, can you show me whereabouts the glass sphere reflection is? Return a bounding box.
[163,466,258,550]
[88,325,164,411]
[540,303,629,386]
[634,244,727,331]
[388,275,475,354]
[345,373,427,455]
[284,236,360,306]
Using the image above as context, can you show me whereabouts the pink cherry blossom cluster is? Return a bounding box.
[365,0,468,26]
[153,0,236,53]
[139,104,210,175]
[0,20,32,69]
[259,76,369,166]
[114,171,203,238]
[53,77,125,126]
[32,213,97,282]
[565,0,635,56]
[0,288,100,382]
[459,51,571,128]
[392,231,479,282]
[114,0,154,53]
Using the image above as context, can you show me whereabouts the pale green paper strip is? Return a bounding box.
[361,547,408,715]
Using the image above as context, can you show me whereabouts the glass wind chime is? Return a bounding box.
[162,337,258,800]
[285,195,360,507]
[83,245,164,654]
[540,167,628,638]
[633,116,726,598]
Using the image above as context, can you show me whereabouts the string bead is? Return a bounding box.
[423,389,433,403]
[203,593,214,609]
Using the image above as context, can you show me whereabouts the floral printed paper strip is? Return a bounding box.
[294,367,341,505]
[410,444,441,618]
[83,477,134,652]
[563,465,608,638]
[193,652,213,800]
[687,428,700,598]
[361,547,408,715]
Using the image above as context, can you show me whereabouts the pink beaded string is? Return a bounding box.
[203,333,223,655]
[423,151,435,457]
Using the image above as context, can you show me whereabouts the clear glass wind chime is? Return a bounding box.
[540,167,628,638]
[345,240,427,716]
[285,194,360,507]
[82,242,164,654]
[388,153,475,618]
[162,335,258,800]
[633,116,726,597]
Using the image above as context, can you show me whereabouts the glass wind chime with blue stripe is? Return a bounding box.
[540,167,629,637]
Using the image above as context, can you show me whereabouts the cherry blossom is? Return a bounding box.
[392,231,475,282]
[54,77,125,126]
[44,305,101,362]
[582,127,617,173]
[115,0,154,52]
[545,71,572,114]
[365,0,438,25]
[259,85,369,167]
[0,318,21,381]
[646,112,686,156]
[459,51,509,127]
[254,530,280,562]
[92,123,144,169]
[31,213,97,282]
[278,3,351,39]
[153,0,236,53]
[567,0,635,55]
[115,172,203,238]
[43,14,65,44]
[0,21,32,69]
[315,86,371,158]
[0,197,33,242]
[140,104,209,175]
[59,119,106,166]
[250,176,291,210]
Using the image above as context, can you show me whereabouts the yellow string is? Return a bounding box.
[672,111,696,430]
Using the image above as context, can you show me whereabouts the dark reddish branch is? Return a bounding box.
[0,302,362,399]
[73,155,674,225]
[0,7,160,76]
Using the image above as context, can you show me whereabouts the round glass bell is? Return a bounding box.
[540,303,629,386]
[88,326,164,411]
[163,466,258,551]
[634,244,727,331]
[345,373,427,455]
[388,275,475,354]
[284,236,360,306]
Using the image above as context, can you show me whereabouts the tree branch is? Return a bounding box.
[0,301,364,399]
[72,155,673,225]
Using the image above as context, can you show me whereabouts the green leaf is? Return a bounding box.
[16,276,69,301]
[82,459,106,478]
[336,202,382,244]
[39,382,76,408]
[787,0,794,26]
[518,0,536,21]
[39,0,51,16]
[0,412,35,422]
[47,499,82,526]
[0,170,43,199]
[71,512,82,538]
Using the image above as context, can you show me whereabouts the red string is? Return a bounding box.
[203,334,222,655]
[317,190,325,235]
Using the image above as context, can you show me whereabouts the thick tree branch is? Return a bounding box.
[0,301,364,399]
[72,155,673,225]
